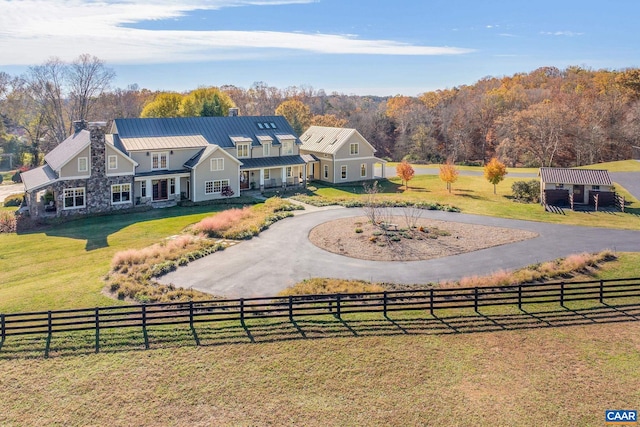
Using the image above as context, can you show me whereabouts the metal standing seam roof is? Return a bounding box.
[21,165,59,192]
[44,130,91,171]
[539,167,613,186]
[239,155,307,169]
[112,116,301,150]
[299,126,376,155]
[119,135,210,151]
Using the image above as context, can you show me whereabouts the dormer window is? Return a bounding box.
[237,143,250,158]
[282,140,294,155]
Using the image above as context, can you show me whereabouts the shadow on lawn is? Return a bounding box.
[2,303,639,360]
[18,204,230,251]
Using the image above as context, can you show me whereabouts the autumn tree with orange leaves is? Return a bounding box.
[484,157,507,194]
[396,160,415,190]
[439,161,459,193]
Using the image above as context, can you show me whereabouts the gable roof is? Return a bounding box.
[539,167,612,186]
[105,134,139,167]
[22,165,58,192]
[112,116,301,151]
[299,126,376,155]
[44,130,91,171]
[184,145,242,169]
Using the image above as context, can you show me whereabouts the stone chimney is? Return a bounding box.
[228,108,239,117]
[73,120,87,133]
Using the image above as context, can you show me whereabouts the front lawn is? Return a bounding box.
[301,174,640,230]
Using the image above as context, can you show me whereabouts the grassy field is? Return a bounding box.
[1,301,639,426]
[305,174,640,230]
[1,161,639,426]
[579,159,640,172]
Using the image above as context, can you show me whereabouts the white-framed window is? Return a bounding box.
[286,166,293,178]
[63,187,85,209]
[108,155,118,170]
[210,158,224,171]
[341,165,347,180]
[78,157,88,173]
[151,152,168,170]
[361,163,367,177]
[237,144,250,158]
[556,183,564,189]
[592,185,600,191]
[141,181,147,198]
[350,143,359,155]
[205,179,230,195]
[263,142,271,157]
[170,178,175,195]
[324,165,329,179]
[111,184,131,204]
[264,169,270,180]
[282,140,294,155]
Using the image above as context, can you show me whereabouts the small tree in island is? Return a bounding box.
[396,160,415,190]
[484,157,508,194]
[439,161,459,193]
[221,185,235,202]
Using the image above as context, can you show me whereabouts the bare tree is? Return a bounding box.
[27,57,68,143]
[67,54,115,125]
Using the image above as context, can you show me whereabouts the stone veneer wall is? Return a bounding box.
[53,124,135,218]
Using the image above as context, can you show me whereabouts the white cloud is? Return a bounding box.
[541,31,584,37]
[0,0,473,66]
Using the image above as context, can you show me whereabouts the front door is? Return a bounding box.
[573,185,585,204]
[152,179,168,200]
[240,171,250,190]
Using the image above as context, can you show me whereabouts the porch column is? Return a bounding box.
[146,178,152,201]
[174,178,181,200]
[259,169,265,191]
[303,164,308,188]
[281,167,287,188]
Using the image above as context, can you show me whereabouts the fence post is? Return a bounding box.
[429,289,434,316]
[383,292,388,318]
[142,304,147,329]
[189,301,194,329]
[560,282,565,308]
[335,294,341,320]
[1,313,5,343]
[288,296,293,322]
[240,298,245,327]
[518,285,522,311]
[599,280,604,304]
[48,310,53,335]
[474,287,479,313]
[94,308,100,353]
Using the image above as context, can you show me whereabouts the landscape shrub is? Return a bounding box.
[279,278,385,296]
[3,193,23,207]
[0,211,16,233]
[193,207,252,237]
[0,174,3,184]
[511,180,540,203]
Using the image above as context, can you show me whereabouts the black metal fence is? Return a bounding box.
[2,277,640,353]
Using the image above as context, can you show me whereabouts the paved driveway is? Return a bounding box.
[611,171,640,201]
[160,208,640,298]
[0,183,23,201]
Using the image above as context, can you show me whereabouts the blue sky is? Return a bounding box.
[1,0,639,96]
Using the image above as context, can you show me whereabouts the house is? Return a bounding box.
[21,115,307,219]
[539,167,615,207]
[299,126,386,184]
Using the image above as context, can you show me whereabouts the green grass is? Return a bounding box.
[0,204,234,313]
[306,174,640,230]
[579,159,640,172]
[0,169,16,183]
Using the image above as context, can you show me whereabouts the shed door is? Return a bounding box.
[573,185,585,203]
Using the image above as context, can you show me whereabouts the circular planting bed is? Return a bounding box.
[308,216,538,262]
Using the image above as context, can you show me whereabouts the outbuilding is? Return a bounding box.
[539,167,615,207]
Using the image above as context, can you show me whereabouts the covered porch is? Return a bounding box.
[134,171,190,205]
[239,156,307,191]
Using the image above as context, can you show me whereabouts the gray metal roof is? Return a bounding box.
[120,135,209,151]
[539,167,612,185]
[44,130,91,171]
[299,126,375,155]
[239,155,306,170]
[22,165,58,192]
[112,116,301,151]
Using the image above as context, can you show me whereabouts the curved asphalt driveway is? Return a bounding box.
[160,208,640,298]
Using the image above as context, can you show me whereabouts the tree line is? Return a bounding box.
[2,56,640,169]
